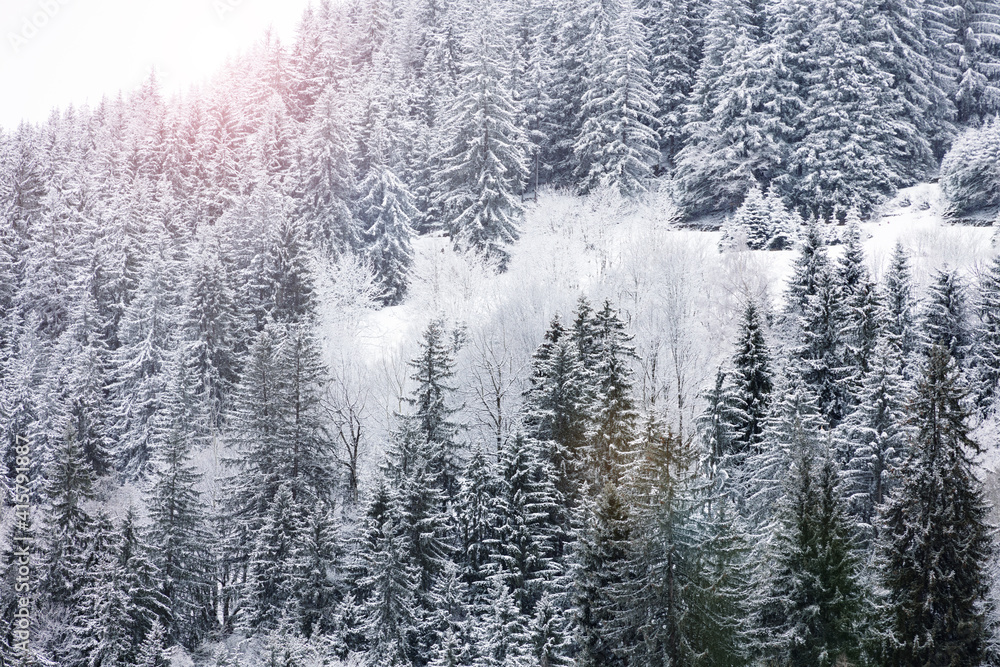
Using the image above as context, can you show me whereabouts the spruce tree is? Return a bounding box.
[756,449,866,666]
[573,481,631,667]
[730,301,774,455]
[879,346,995,665]
[923,266,971,363]
[587,300,640,487]
[147,357,213,647]
[406,317,464,499]
[974,253,1000,411]
[882,241,918,361]
[358,162,417,306]
[434,18,529,269]
[521,315,591,508]
[573,0,661,195]
[840,339,909,544]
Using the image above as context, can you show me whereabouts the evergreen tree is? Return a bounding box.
[783,223,830,326]
[573,0,661,195]
[244,483,305,631]
[299,84,357,252]
[406,317,464,499]
[922,266,971,363]
[360,525,421,667]
[879,346,995,665]
[795,267,852,426]
[147,358,214,646]
[882,241,918,361]
[587,300,640,487]
[434,18,529,269]
[780,0,909,219]
[730,301,774,455]
[642,0,699,165]
[489,434,561,616]
[840,339,909,544]
[358,162,417,306]
[756,449,866,666]
[572,482,631,667]
[975,253,1000,411]
[521,316,591,508]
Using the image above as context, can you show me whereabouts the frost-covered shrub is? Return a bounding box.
[940,119,1000,217]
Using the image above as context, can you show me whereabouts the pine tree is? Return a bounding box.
[642,0,699,165]
[730,301,774,455]
[674,0,780,216]
[783,223,830,327]
[358,163,417,306]
[434,17,529,269]
[573,0,661,195]
[587,300,640,487]
[181,242,238,427]
[865,0,952,167]
[780,0,909,220]
[572,482,631,667]
[795,267,852,426]
[975,253,1000,411]
[244,483,305,631]
[840,339,909,544]
[109,239,179,478]
[521,316,591,508]
[147,358,213,647]
[299,84,357,252]
[264,216,317,325]
[756,449,866,666]
[923,266,971,363]
[474,579,532,667]
[489,434,560,616]
[406,317,464,498]
[879,346,995,665]
[882,241,918,361]
[360,525,421,667]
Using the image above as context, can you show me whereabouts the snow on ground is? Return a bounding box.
[315,180,1000,465]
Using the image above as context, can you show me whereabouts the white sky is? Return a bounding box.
[0,0,315,129]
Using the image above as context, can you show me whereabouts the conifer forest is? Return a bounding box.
[8,0,1000,665]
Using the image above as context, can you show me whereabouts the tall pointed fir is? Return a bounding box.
[879,346,995,665]
[147,356,214,647]
[729,301,774,457]
[488,433,561,617]
[756,448,866,666]
[406,317,464,499]
[181,242,238,429]
[795,266,852,426]
[922,265,971,364]
[840,339,909,545]
[109,239,180,478]
[674,0,793,216]
[299,84,357,252]
[975,253,1000,411]
[641,0,698,165]
[433,16,529,269]
[357,162,417,306]
[587,300,640,488]
[882,240,918,362]
[573,481,632,667]
[573,0,661,195]
[521,315,592,509]
[780,0,910,219]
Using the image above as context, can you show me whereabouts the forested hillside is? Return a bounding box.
[3,0,1000,665]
